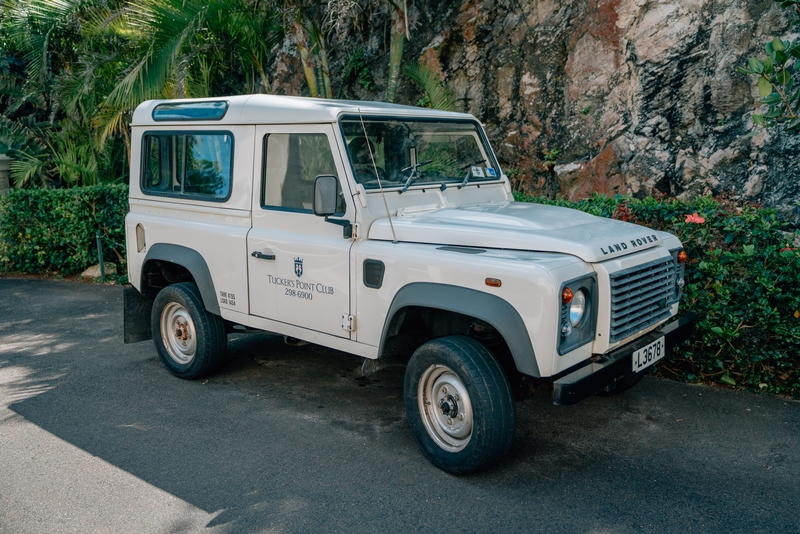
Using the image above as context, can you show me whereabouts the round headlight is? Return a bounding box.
[569,289,587,327]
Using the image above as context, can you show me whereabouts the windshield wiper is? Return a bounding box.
[459,159,487,188]
[399,160,433,193]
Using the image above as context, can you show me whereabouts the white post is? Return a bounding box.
[0,154,11,196]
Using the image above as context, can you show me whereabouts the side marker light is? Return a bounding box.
[485,278,502,287]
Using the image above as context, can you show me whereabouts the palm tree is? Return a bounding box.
[283,0,361,99]
[386,0,409,103]
[97,0,283,157]
[0,0,123,187]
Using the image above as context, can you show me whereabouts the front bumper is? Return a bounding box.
[552,312,697,406]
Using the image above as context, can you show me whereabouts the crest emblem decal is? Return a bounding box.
[294,257,304,277]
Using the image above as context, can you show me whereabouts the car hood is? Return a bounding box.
[367,202,663,262]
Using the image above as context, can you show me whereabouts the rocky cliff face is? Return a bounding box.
[272,0,799,223]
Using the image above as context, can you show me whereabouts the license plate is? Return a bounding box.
[632,336,666,373]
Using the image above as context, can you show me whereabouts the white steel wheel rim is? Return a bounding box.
[160,302,197,365]
[417,364,473,452]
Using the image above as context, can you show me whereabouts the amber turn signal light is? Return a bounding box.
[677,251,688,263]
[485,278,502,287]
[562,287,574,304]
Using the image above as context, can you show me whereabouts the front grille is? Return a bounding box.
[609,257,678,342]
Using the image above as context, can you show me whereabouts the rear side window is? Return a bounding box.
[141,132,233,201]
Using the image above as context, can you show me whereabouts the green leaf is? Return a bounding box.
[748,57,766,73]
[762,92,782,104]
[720,372,736,386]
[764,57,774,74]
[744,244,756,256]
[711,326,725,335]
[758,76,773,98]
[736,66,755,75]
[773,37,787,52]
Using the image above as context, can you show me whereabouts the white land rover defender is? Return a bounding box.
[124,95,695,474]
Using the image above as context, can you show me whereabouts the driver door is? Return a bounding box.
[247,124,354,338]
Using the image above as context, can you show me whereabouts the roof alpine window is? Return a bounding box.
[152,101,229,121]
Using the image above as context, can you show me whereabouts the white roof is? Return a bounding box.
[131,94,474,126]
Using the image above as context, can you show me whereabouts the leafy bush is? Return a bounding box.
[515,192,800,399]
[736,0,800,133]
[0,184,128,278]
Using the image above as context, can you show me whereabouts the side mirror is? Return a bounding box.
[313,175,338,217]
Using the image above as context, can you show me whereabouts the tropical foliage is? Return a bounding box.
[405,62,459,111]
[738,0,800,132]
[0,0,410,189]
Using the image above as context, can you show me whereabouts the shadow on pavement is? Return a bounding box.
[2,279,799,533]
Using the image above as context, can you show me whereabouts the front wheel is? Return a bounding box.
[151,282,227,379]
[404,336,515,475]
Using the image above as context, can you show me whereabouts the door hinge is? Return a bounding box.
[351,223,360,240]
[342,314,356,332]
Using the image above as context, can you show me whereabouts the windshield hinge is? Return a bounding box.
[342,314,356,332]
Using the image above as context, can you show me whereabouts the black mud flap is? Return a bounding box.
[124,286,153,343]
[552,312,697,406]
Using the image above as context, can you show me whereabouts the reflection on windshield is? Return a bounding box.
[340,116,500,190]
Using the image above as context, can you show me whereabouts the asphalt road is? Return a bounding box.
[0,278,798,534]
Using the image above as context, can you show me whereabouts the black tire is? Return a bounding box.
[151,282,227,379]
[597,370,646,396]
[404,335,515,475]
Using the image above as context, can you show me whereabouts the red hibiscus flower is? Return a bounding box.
[685,212,705,224]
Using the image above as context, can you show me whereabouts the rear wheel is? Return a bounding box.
[151,282,226,379]
[404,336,515,475]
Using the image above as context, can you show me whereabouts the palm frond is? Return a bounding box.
[93,103,129,147]
[7,0,86,83]
[405,63,458,112]
[0,114,49,155]
[104,0,221,109]
[9,149,49,188]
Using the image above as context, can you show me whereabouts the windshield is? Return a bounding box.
[340,116,500,190]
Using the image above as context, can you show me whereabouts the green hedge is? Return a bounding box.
[515,192,800,399]
[0,184,128,277]
[1,185,797,398]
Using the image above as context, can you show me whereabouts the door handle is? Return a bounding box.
[251,251,276,260]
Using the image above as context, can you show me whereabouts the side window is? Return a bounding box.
[262,133,345,213]
[141,132,233,201]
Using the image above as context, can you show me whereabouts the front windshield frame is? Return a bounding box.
[338,114,502,191]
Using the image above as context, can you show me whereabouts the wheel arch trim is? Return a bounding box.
[142,243,220,315]
[379,282,539,377]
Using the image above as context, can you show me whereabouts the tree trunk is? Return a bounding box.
[317,37,333,99]
[293,21,318,98]
[386,1,406,103]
